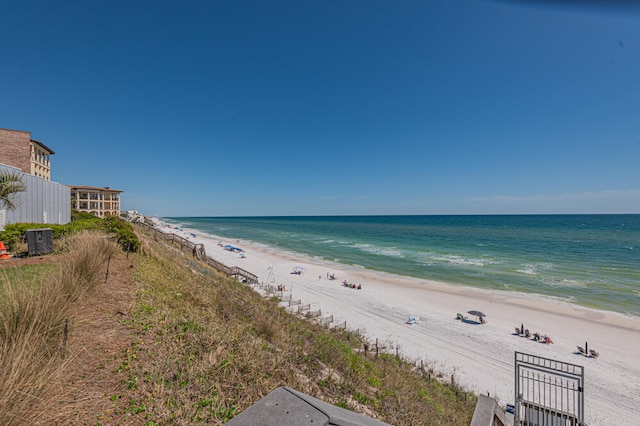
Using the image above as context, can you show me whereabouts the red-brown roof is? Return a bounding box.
[30,138,55,155]
[68,185,123,192]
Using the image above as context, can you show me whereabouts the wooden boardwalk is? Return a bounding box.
[138,222,258,284]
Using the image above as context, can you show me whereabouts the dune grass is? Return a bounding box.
[105,228,477,425]
[0,227,476,425]
[0,231,118,425]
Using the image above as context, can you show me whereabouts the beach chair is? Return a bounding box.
[406,315,419,325]
[589,349,600,358]
[456,313,467,320]
[524,329,531,338]
[514,327,522,336]
[577,346,587,356]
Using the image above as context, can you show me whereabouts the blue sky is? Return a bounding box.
[2,1,639,216]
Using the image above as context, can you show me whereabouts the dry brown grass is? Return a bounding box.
[0,231,118,425]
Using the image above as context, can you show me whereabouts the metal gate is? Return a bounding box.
[514,352,584,426]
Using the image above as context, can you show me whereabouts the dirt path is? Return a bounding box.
[46,252,141,424]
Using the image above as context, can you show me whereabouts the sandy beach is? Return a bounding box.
[159,223,640,425]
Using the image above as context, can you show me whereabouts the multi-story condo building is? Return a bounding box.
[70,185,123,217]
[1,127,123,222]
[0,127,55,180]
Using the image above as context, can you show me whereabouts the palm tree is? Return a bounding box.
[0,170,27,210]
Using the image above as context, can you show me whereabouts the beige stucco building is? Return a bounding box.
[70,186,123,217]
[0,127,55,180]
[2,127,124,220]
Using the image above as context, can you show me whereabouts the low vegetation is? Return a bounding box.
[0,220,476,425]
[0,231,119,425]
[0,211,140,253]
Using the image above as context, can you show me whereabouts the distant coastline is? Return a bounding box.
[162,214,640,318]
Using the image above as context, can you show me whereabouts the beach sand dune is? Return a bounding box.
[163,224,640,426]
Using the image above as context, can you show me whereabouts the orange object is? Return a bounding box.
[0,241,9,259]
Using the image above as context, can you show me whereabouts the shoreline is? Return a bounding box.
[160,216,640,320]
[155,220,640,425]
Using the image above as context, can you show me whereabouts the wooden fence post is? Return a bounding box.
[62,318,69,356]
[104,254,111,283]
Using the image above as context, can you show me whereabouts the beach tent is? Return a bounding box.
[292,266,306,275]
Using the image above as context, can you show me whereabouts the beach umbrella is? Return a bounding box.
[468,310,486,323]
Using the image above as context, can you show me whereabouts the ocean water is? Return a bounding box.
[162,215,640,317]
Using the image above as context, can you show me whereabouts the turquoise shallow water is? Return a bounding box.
[163,215,640,317]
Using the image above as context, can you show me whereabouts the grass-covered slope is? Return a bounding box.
[0,225,476,425]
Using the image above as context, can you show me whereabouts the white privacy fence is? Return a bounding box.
[0,163,70,229]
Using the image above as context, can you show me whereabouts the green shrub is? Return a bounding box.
[0,211,139,253]
[102,216,140,252]
[71,210,98,221]
[0,226,22,251]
